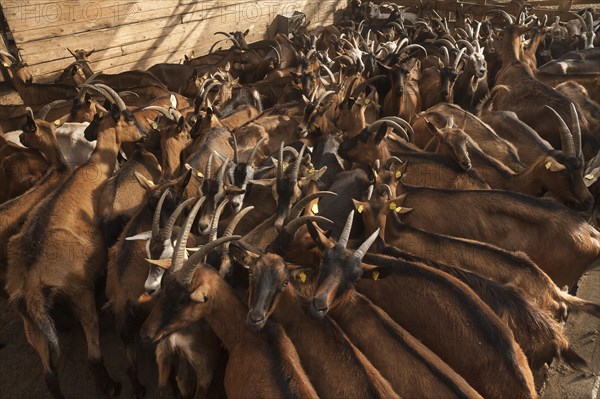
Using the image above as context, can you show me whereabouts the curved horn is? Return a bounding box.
[178,236,241,285]
[231,133,239,164]
[321,64,336,84]
[397,44,427,57]
[216,155,229,186]
[93,83,127,112]
[143,106,176,121]
[164,198,196,240]
[378,116,414,141]
[268,44,281,66]
[384,156,403,170]
[37,100,68,120]
[247,137,266,164]
[277,142,284,180]
[287,191,337,221]
[80,83,116,107]
[285,215,333,237]
[338,210,354,249]
[457,39,475,54]
[452,48,467,69]
[433,39,457,49]
[171,196,206,274]
[352,229,381,260]
[0,49,17,62]
[571,12,587,32]
[368,119,410,142]
[152,188,171,236]
[291,144,306,183]
[382,184,394,199]
[545,106,575,156]
[366,185,374,201]
[569,103,582,160]
[440,46,450,66]
[209,198,229,242]
[223,206,254,237]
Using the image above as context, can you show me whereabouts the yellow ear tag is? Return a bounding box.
[53,120,61,126]
[372,168,378,178]
[390,202,397,211]
[585,173,594,180]
[152,122,158,130]
[372,271,380,281]
[282,162,288,172]
[197,171,204,178]
[395,170,402,179]
[1,63,9,67]
[148,180,154,185]
[364,98,371,105]
[309,164,315,174]
[98,111,105,118]
[299,272,307,283]
[545,161,552,170]
[311,203,319,214]
[357,204,365,213]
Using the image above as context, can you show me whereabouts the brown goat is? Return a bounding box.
[0,135,49,202]
[306,212,537,399]
[5,85,146,398]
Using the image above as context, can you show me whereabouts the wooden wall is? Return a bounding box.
[0,0,348,82]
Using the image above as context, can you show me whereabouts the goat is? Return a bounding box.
[5,84,146,398]
[0,49,32,84]
[381,57,422,122]
[454,38,489,112]
[419,46,465,109]
[230,241,402,398]
[387,182,600,288]
[306,212,537,399]
[140,206,319,398]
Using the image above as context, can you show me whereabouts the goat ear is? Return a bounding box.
[300,166,327,186]
[424,118,444,140]
[361,263,393,280]
[24,113,37,132]
[145,258,173,270]
[177,116,185,131]
[288,265,313,284]
[110,102,121,121]
[249,178,276,186]
[190,283,210,303]
[352,198,369,215]
[243,29,249,36]
[225,184,246,195]
[185,163,205,180]
[229,241,262,269]
[544,157,566,172]
[134,172,156,191]
[126,231,152,241]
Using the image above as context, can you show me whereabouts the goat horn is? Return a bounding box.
[571,12,587,32]
[268,44,281,66]
[83,71,101,84]
[0,49,16,62]
[465,24,473,39]
[178,235,241,286]
[350,75,386,100]
[338,211,354,249]
[321,64,336,84]
[118,90,139,99]
[209,198,229,242]
[205,153,214,179]
[368,120,410,142]
[216,155,229,186]
[277,142,284,180]
[165,198,196,240]
[152,188,170,237]
[474,22,482,39]
[93,83,127,112]
[397,44,427,57]
[287,191,337,221]
[80,84,116,108]
[366,185,374,201]
[37,100,68,120]
[171,196,206,273]
[545,106,575,156]
[144,106,175,121]
[231,133,239,164]
[291,144,306,183]
[433,39,457,49]
[378,117,414,141]
[452,48,467,70]
[285,215,333,237]
[67,48,76,58]
[352,228,381,260]
[224,206,254,237]
[248,137,266,164]
[569,103,582,160]
[314,90,336,110]
[584,11,593,33]
[440,46,450,66]
[487,9,514,25]
[457,39,475,54]
[384,156,403,170]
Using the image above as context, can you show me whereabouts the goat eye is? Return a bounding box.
[282,280,289,287]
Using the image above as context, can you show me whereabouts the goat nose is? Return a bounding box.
[198,222,209,233]
[311,296,329,319]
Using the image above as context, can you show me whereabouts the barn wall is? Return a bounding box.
[0,0,348,82]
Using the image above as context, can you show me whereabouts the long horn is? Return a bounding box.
[152,188,170,237]
[457,39,475,54]
[287,191,337,221]
[291,144,306,183]
[433,39,457,50]
[313,90,336,111]
[452,48,467,69]
[67,48,76,58]
[284,215,333,237]
[321,64,336,84]
[569,103,582,160]
[0,49,17,62]
[216,155,229,186]
[584,11,593,33]
[440,46,450,66]
[247,137,266,164]
[545,106,575,156]
[209,198,229,242]
[571,12,588,32]
[205,153,214,178]
[144,106,176,121]
[474,21,482,39]
[366,185,374,201]
[79,83,119,108]
[223,206,254,237]
[214,32,241,48]
[338,211,354,249]
[352,228,381,260]
[396,44,427,57]
[231,133,239,164]
[37,100,68,120]
[171,197,206,274]
[178,236,241,285]
[384,156,403,170]
[164,198,196,240]
[268,44,281,66]
[378,116,414,141]
[368,120,410,142]
[93,83,127,112]
[277,142,284,180]
[382,184,393,198]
